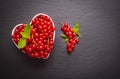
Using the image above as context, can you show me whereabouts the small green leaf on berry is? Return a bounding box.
[72,22,81,38]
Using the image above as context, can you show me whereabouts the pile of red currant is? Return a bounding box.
[61,22,79,53]
[12,15,55,59]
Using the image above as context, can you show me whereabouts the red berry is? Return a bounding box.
[38,46,43,51]
[52,27,55,31]
[39,54,44,59]
[49,34,53,39]
[43,39,47,44]
[34,33,39,38]
[69,39,73,43]
[72,40,76,45]
[72,32,76,37]
[46,47,50,53]
[44,29,47,33]
[44,33,48,37]
[63,27,67,32]
[49,40,53,46]
[30,53,35,58]
[27,37,32,43]
[31,44,36,51]
[46,17,50,21]
[70,44,75,50]
[14,29,19,34]
[31,29,36,34]
[26,47,32,54]
[75,38,79,43]
[44,45,47,49]
[35,38,39,43]
[43,52,49,58]
[38,41,42,46]
[68,48,72,53]
[34,53,39,57]
[64,22,68,27]
[46,22,51,26]
[38,25,42,32]
[39,51,44,55]
[68,31,72,36]
[67,43,71,48]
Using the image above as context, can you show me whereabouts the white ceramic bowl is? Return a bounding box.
[11,13,55,59]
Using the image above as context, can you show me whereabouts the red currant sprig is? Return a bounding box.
[59,20,81,53]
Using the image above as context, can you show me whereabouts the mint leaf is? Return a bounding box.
[20,24,31,38]
[18,38,27,48]
[20,32,30,38]
[72,22,81,38]
[17,24,31,48]
[61,34,69,43]
[24,24,31,34]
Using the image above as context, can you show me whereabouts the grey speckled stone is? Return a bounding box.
[0,0,120,79]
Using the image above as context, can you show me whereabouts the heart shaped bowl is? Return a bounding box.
[11,13,55,59]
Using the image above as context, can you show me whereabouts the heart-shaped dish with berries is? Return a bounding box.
[11,13,55,59]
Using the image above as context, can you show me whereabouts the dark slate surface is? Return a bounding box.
[0,0,120,79]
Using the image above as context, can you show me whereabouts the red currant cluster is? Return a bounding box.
[12,15,55,59]
[61,22,79,53]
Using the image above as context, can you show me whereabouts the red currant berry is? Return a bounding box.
[64,22,68,27]
[75,38,79,43]
[67,43,71,49]
[34,53,39,58]
[31,44,36,51]
[34,33,39,38]
[70,44,75,50]
[30,53,35,58]
[31,29,36,34]
[43,52,49,58]
[67,48,73,53]
[72,40,76,45]
[38,46,43,51]
[26,47,32,54]
[27,37,32,43]
[72,32,76,37]
[38,41,42,46]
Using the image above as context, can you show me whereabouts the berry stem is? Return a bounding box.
[58,20,64,25]
[31,34,38,46]
[31,26,38,46]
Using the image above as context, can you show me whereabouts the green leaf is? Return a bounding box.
[18,38,27,48]
[24,24,31,34]
[20,32,30,38]
[61,34,69,43]
[72,22,81,38]
[17,24,31,48]
[20,24,31,38]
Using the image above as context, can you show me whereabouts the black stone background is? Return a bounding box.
[0,0,120,79]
